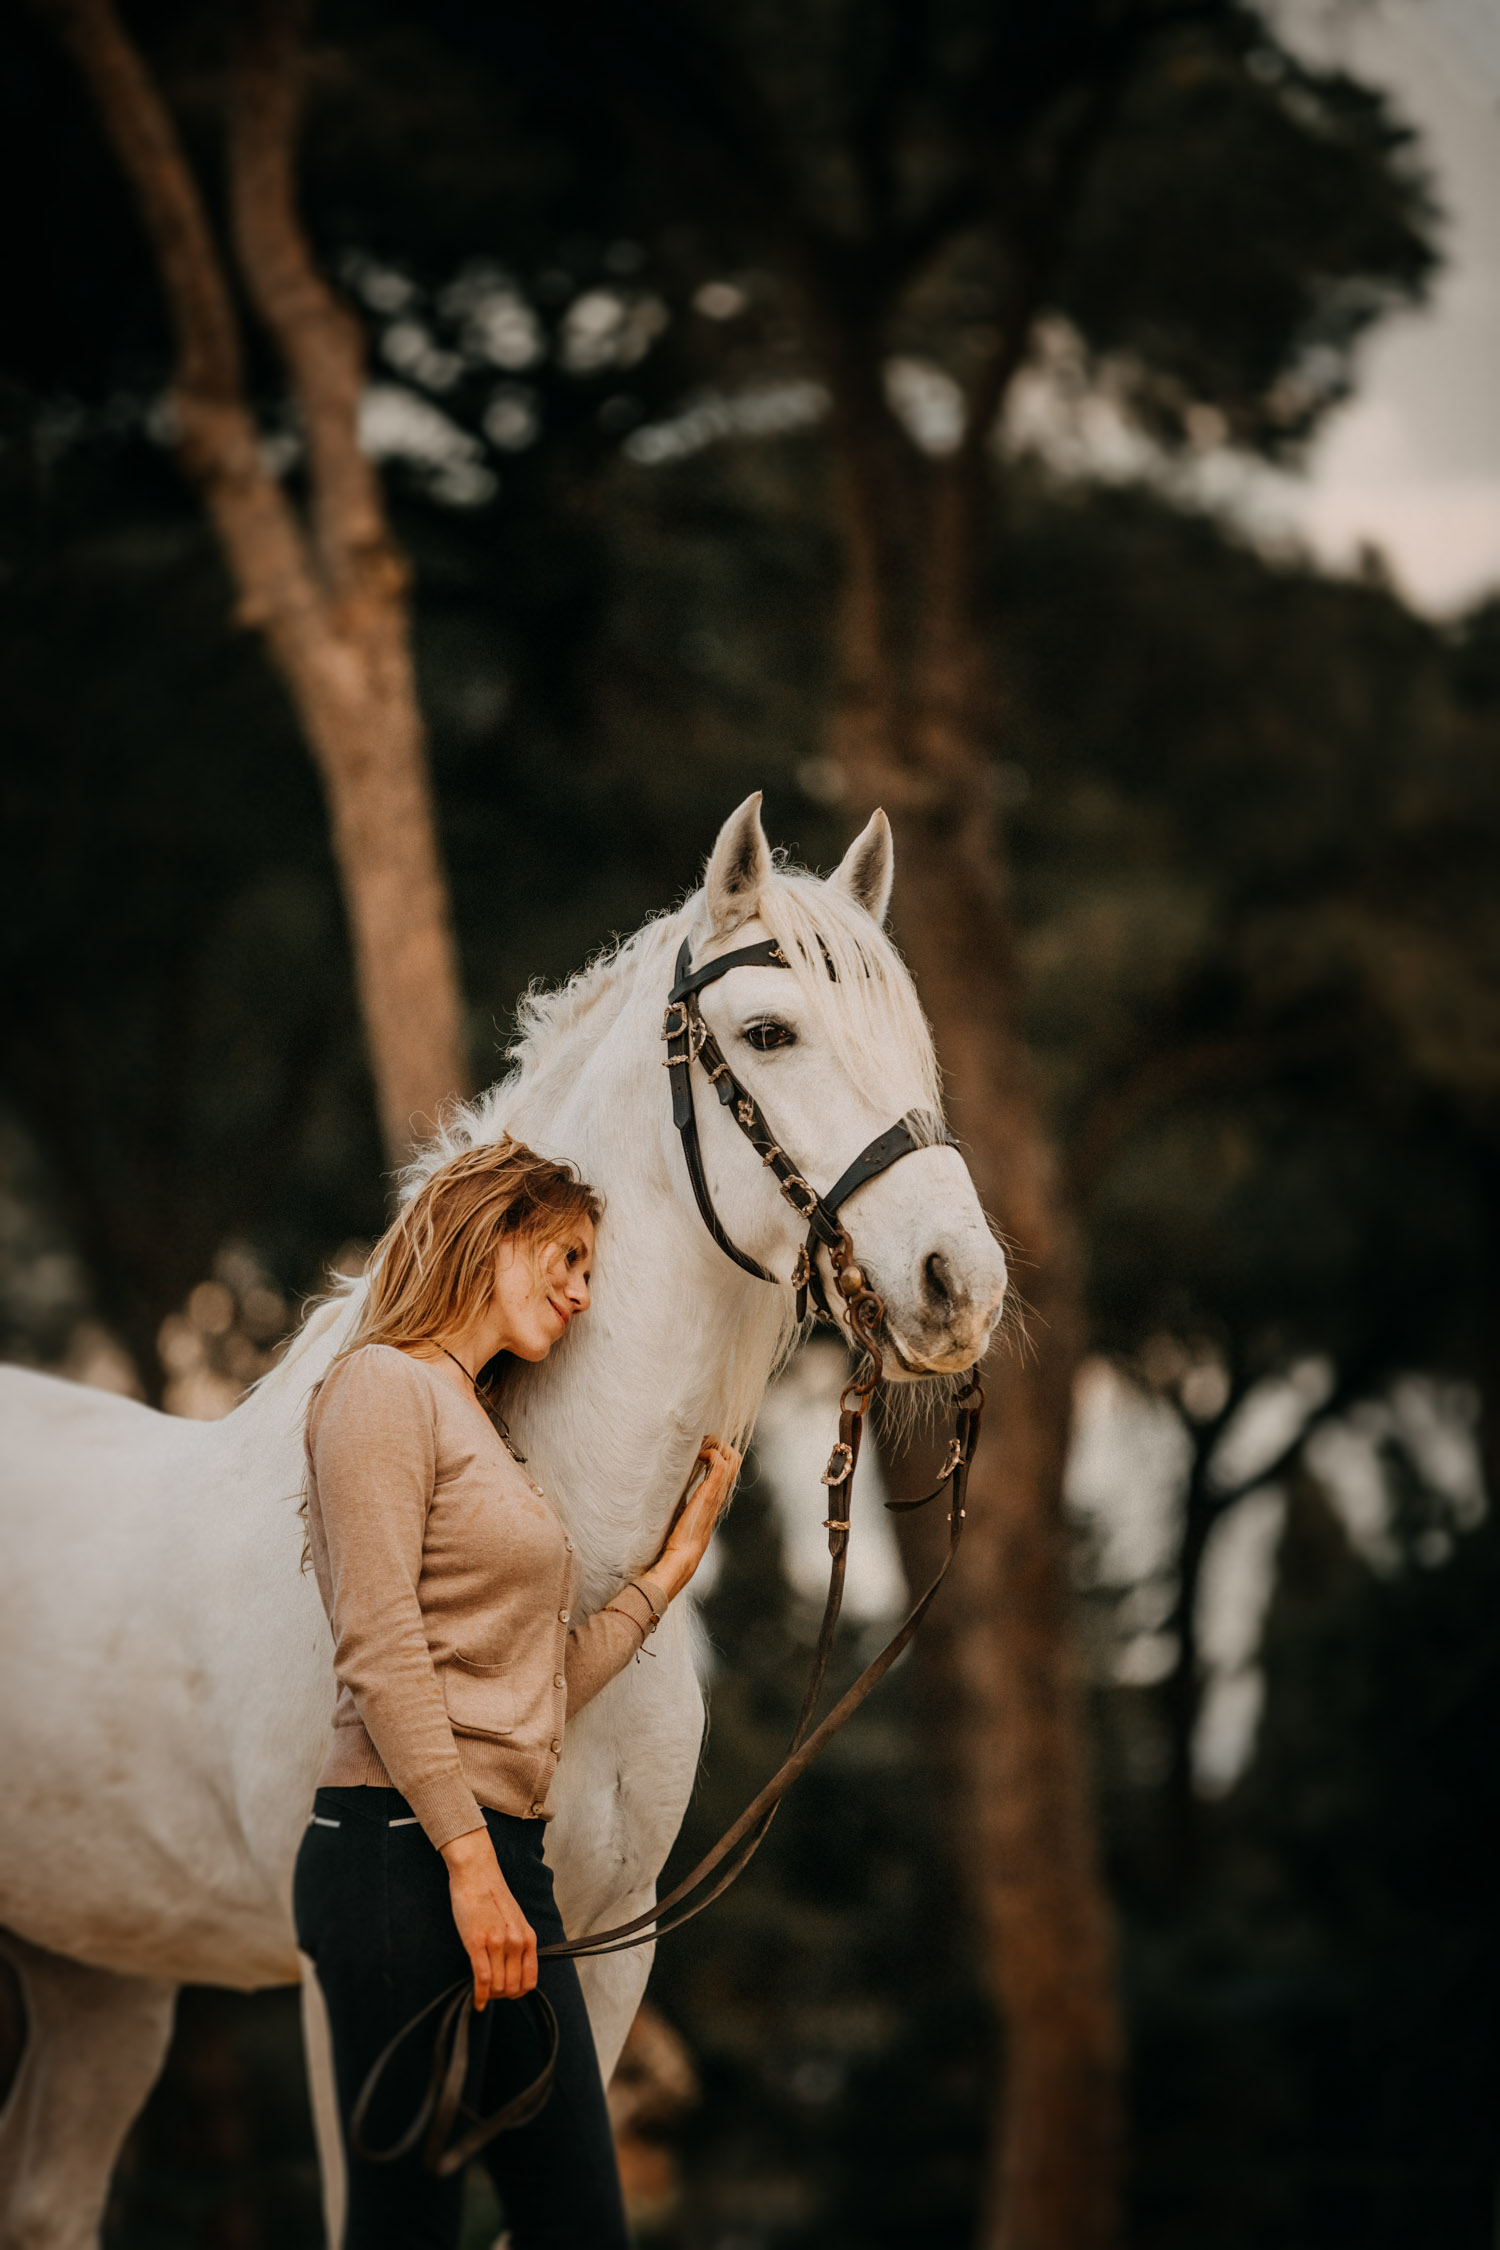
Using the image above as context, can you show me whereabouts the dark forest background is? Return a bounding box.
[2,2,1498,2245]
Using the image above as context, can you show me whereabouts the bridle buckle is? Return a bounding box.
[661,1000,708,1065]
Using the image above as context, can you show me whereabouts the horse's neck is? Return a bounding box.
[502,959,790,1606]
[243,913,792,1607]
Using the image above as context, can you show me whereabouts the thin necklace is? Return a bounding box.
[435,1343,527,1464]
[437,1344,476,1391]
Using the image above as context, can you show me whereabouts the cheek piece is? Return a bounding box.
[661,935,955,1329]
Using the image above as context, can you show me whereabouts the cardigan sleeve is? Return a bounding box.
[307,1348,486,1849]
[563,1572,673,1715]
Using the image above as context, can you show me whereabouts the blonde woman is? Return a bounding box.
[293,1138,738,2250]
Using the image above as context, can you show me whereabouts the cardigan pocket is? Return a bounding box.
[441,1653,516,1741]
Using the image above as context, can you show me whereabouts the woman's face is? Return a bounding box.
[487,1217,594,1363]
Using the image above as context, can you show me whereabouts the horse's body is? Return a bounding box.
[0,799,1006,2247]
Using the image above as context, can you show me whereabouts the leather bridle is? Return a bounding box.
[353,925,987,2176]
[663,932,955,1334]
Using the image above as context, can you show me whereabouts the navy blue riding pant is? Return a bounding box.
[293,1785,629,2250]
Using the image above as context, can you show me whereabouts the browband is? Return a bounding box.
[668,938,788,1003]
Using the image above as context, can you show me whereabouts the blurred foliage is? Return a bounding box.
[3,0,1498,2243]
[998,480,1500,1389]
[1108,1463,1500,2248]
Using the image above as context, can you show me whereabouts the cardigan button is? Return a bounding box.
[550,1738,561,1754]
[554,1672,565,1689]
[558,1608,570,1624]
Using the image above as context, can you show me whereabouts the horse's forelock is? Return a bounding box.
[748,869,943,1120]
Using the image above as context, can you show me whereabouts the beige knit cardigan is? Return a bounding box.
[303,1344,668,1848]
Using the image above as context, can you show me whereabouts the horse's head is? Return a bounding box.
[678,794,1007,1379]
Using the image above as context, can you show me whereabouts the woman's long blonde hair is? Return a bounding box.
[330,1136,603,1402]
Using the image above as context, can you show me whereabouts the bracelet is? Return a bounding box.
[625,1579,665,1634]
[602,1602,649,1640]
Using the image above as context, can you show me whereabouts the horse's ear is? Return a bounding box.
[704,792,773,937]
[828,809,894,925]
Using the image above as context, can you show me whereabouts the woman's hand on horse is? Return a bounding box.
[440,1828,537,2007]
[652,1437,742,1598]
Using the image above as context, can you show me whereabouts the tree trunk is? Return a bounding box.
[45,0,468,1165]
[254,587,466,1162]
[895,860,1122,2250]
[826,403,1124,2249]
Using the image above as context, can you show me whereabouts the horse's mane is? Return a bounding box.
[405,858,943,1190]
[401,909,681,1185]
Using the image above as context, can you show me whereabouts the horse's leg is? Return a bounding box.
[574,1925,657,2087]
[0,1929,175,2250]
[298,1952,346,2250]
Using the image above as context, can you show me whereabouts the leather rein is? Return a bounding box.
[353,931,984,2176]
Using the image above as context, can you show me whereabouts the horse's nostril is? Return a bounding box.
[923,1251,953,1309]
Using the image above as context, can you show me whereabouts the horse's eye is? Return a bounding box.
[743,1020,797,1053]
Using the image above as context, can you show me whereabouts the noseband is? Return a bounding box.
[663,934,955,1337]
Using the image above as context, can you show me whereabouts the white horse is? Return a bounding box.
[0,795,1007,2248]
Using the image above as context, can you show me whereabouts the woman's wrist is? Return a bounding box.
[603,1575,672,1637]
[627,1568,677,1624]
[440,1825,491,1875]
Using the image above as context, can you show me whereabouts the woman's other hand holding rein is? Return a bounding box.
[440,1828,539,2007]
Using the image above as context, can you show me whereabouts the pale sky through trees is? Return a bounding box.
[1244,0,1500,612]
[1002,0,1500,614]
